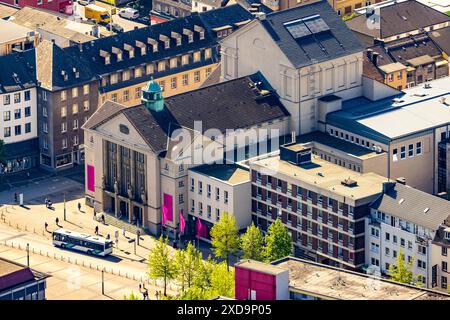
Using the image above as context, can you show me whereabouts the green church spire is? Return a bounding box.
[141,78,164,112]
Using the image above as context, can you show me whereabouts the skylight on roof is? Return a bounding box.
[284,15,330,40]
[284,19,311,39]
[303,15,330,34]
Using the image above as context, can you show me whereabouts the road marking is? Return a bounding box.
[0,233,27,242]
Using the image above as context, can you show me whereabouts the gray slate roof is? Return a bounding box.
[0,50,36,94]
[260,0,364,69]
[84,73,290,153]
[371,182,450,230]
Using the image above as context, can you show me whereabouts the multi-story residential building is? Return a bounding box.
[188,164,251,241]
[0,51,39,174]
[221,1,365,135]
[346,0,450,47]
[82,74,290,237]
[30,4,254,171]
[363,34,449,90]
[0,0,73,14]
[192,0,222,12]
[0,19,39,56]
[152,0,192,18]
[234,257,450,300]
[365,181,450,288]
[431,225,450,291]
[324,76,450,194]
[0,257,48,300]
[249,142,389,270]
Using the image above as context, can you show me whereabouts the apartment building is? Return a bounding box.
[192,0,222,12]
[346,0,450,46]
[188,164,251,241]
[82,74,290,237]
[363,34,449,90]
[221,1,365,135]
[365,181,450,288]
[0,19,38,56]
[0,51,39,174]
[431,225,450,291]
[234,257,450,300]
[324,76,450,194]
[0,0,73,13]
[30,4,254,171]
[250,142,390,270]
[152,0,192,18]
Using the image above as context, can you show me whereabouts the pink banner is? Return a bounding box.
[179,211,186,234]
[163,193,173,222]
[162,206,168,225]
[87,165,95,192]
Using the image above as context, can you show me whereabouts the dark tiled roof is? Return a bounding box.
[433,225,450,248]
[84,73,290,153]
[0,50,36,94]
[346,0,450,40]
[260,0,364,69]
[384,34,442,65]
[0,257,47,291]
[34,4,253,91]
[429,26,450,56]
[370,182,450,230]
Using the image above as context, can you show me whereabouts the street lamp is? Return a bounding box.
[26,243,30,267]
[101,269,105,295]
[63,192,67,221]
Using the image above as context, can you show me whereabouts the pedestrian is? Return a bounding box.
[122,227,126,238]
[155,290,159,300]
[93,209,97,220]
[77,202,81,211]
[55,217,59,226]
[44,222,48,231]
[95,225,99,235]
[101,214,105,225]
[106,234,110,240]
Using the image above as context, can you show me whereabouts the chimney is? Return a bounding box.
[396,177,406,185]
[73,67,79,78]
[367,48,373,61]
[291,131,296,143]
[135,40,146,56]
[147,37,158,52]
[159,34,170,49]
[382,181,396,193]
[78,41,83,53]
[111,46,123,61]
[124,43,135,59]
[171,31,182,46]
[194,25,205,40]
[183,28,194,43]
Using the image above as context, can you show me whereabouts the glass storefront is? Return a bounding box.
[2,156,34,174]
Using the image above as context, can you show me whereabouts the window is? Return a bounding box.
[14,93,20,103]
[400,238,405,247]
[190,178,195,191]
[135,87,141,99]
[25,106,31,117]
[83,100,89,111]
[122,71,130,81]
[60,90,67,101]
[14,109,21,119]
[194,71,200,83]
[111,93,117,102]
[182,55,189,65]
[385,247,390,256]
[72,103,78,114]
[123,90,129,102]
[400,146,406,159]
[207,205,211,219]
[73,119,78,130]
[207,184,211,197]
[392,148,398,162]
[25,123,31,133]
[393,250,397,258]
[215,187,220,201]
[206,67,212,78]
[179,194,184,204]
[43,122,48,133]
[4,127,11,137]
[61,122,67,133]
[198,181,203,194]
[418,245,426,255]
[159,81,165,92]
[15,125,21,136]
[178,164,184,172]
[42,91,47,101]
[158,61,165,72]
[371,227,379,238]
[193,51,201,62]
[73,135,78,146]
[224,191,229,204]
[417,260,426,269]
[83,84,89,95]
[62,138,67,149]
[416,142,422,155]
[442,276,447,289]
[72,87,78,98]
[443,247,448,256]
[204,48,211,59]
[171,77,177,89]
[25,90,31,101]
[3,111,10,121]
[182,74,189,86]
[216,209,220,221]
[3,94,10,105]
[393,235,397,244]
[443,261,448,272]
[170,58,177,69]
[408,144,413,157]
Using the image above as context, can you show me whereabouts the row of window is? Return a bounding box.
[60,119,80,133]
[329,128,376,150]
[191,200,221,221]
[60,101,90,118]
[318,152,361,172]
[60,85,90,101]
[3,123,32,137]
[190,179,230,204]
[3,107,31,121]
[392,142,422,161]
[2,90,31,105]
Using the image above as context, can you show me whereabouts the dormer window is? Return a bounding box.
[100,50,110,65]
[148,38,158,52]
[194,25,205,40]
[159,34,170,49]
[183,28,194,43]
[193,51,201,63]
[171,31,182,46]
[204,48,211,60]
[135,40,146,56]
[112,47,123,62]
[182,54,189,65]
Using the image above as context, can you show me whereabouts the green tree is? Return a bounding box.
[210,212,240,271]
[210,261,235,298]
[264,219,292,262]
[147,236,176,296]
[388,249,415,285]
[175,242,201,292]
[240,223,265,261]
[123,291,142,300]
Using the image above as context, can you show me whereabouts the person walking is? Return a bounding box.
[44,222,48,231]
[122,227,126,238]
[77,202,81,212]
[106,234,110,240]
[95,225,99,235]
[55,217,59,226]
[101,214,105,225]
[93,209,97,221]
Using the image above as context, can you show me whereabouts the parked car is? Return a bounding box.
[106,22,124,33]
[136,16,150,25]
[118,7,139,20]
[78,0,94,6]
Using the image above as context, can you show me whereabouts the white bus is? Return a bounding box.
[52,228,114,257]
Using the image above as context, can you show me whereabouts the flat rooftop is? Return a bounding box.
[0,3,18,19]
[251,153,387,201]
[273,257,450,300]
[0,19,34,44]
[190,164,250,185]
[296,131,384,160]
[235,259,288,276]
[328,76,450,143]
